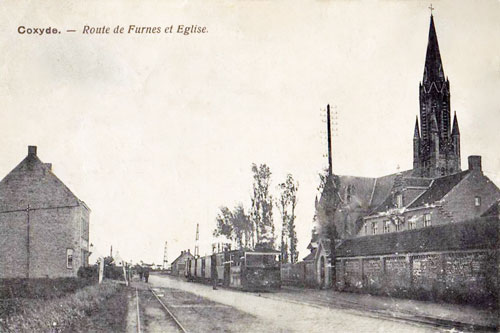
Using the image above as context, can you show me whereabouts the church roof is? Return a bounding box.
[303,248,316,262]
[408,170,469,208]
[481,200,499,218]
[318,170,413,238]
[336,217,498,257]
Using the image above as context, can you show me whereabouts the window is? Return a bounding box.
[383,221,390,233]
[66,249,74,269]
[396,194,403,208]
[364,223,368,235]
[372,222,378,235]
[474,196,481,207]
[424,214,431,227]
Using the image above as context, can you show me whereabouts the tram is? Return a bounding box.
[185,249,281,291]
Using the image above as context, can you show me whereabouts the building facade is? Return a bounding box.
[359,156,500,237]
[0,146,90,279]
[171,250,194,276]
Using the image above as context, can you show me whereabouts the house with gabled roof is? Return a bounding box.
[0,146,90,278]
[170,249,193,276]
[358,156,500,237]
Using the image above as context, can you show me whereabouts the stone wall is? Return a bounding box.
[335,249,498,306]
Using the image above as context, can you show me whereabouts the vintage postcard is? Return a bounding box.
[0,1,499,332]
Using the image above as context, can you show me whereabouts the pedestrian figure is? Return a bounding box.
[138,266,143,281]
[144,267,150,283]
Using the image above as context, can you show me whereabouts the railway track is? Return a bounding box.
[148,287,188,333]
[134,285,188,333]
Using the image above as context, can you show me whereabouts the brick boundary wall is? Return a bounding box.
[335,248,498,307]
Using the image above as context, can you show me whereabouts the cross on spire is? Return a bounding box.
[429,4,434,15]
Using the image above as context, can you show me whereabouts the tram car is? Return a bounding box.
[185,249,281,291]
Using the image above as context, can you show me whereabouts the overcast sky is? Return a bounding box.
[1,1,499,265]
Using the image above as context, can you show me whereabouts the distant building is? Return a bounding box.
[171,250,193,276]
[0,146,90,278]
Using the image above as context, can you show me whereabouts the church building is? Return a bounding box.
[307,14,500,293]
[314,14,500,241]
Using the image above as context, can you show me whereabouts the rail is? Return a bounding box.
[148,287,188,333]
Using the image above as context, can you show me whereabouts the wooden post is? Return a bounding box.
[99,257,104,284]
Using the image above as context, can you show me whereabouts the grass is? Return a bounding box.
[0,281,127,333]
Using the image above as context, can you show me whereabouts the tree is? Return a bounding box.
[250,163,275,248]
[277,174,299,263]
[231,204,252,249]
[213,206,233,242]
[213,204,253,250]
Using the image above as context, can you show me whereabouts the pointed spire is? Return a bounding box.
[423,14,445,83]
[414,116,420,138]
[430,112,439,132]
[451,111,460,135]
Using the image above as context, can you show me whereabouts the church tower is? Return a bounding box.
[413,14,461,178]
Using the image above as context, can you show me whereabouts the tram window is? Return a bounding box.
[246,254,264,267]
[263,254,279,266]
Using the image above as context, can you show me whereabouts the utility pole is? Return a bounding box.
[327,104,333,176]
[194,223,200,257]
[163,241,168,269]
[326,103,337,289]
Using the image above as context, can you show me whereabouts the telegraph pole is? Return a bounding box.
[327,104,333,176]
[194,223,200,257]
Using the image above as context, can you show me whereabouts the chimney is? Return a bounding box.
[468,155,482,172]
[28,146,37,156]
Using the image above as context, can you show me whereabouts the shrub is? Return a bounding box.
[77,266,98,280]
[0,281,124,332]
[0,277,95,300]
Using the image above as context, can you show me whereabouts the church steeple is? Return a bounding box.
[413,13,461,178]
[423,15,445,84]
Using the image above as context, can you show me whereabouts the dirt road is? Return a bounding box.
[149,275,441,332]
